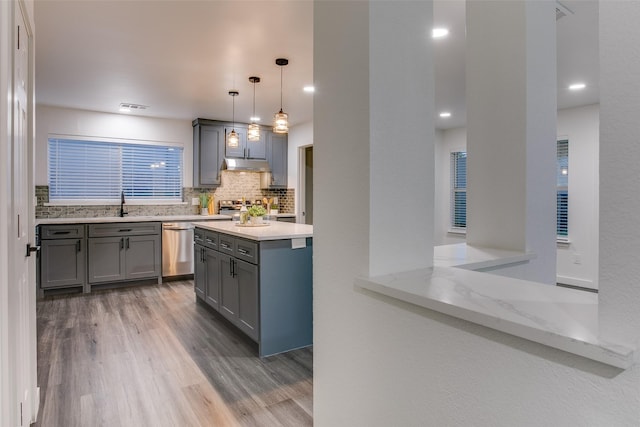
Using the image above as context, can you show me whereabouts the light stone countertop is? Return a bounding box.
[36,214,233,225]
[356,243,635,369]
[192,220,313,241]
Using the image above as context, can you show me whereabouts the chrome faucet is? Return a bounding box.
[119,191,128,217]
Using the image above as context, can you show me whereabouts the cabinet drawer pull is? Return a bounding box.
[119,229,132,232]
[221,243,231,250]
[237,248,248,255]
[53,231,71,235]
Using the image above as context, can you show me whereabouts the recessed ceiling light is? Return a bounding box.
[432,28,449,39]
[568,83,586,91]
[303,86,315,93]
[250,116,260,122]
[439,112,452,118]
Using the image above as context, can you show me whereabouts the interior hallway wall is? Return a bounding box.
[314,1,639,426]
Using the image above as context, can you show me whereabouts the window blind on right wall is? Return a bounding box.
[556,139,569,238]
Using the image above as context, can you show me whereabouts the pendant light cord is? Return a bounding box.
[280,67,283,110]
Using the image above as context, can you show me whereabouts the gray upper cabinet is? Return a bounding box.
[193,118,225,187]
[39,224,86,290]
[262,131,288,188]
[225,125,267,160]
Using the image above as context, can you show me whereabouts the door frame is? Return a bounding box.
[297,144,313,224]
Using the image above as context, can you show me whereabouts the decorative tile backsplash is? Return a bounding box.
[36,171,294,218]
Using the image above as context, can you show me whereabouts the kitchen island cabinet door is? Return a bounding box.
[40,238,85,289]
[205,248,221,310]
[219,253,239,322]
[194,121,225,187]
[125,234,161,280]
[88,237,126,283]
[235,258,259,341]
[194,244,206,300]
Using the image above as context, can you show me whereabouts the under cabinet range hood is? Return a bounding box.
[224,158,271,172]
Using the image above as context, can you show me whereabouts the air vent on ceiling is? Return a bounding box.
[119,103,149,111]
[556,1,574,21]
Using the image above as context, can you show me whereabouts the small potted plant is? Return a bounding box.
[199,194,210,215]
[247,205,267,224]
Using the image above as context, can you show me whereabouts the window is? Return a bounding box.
[556,139,569,238]
[48,137,183,203]
[449,141,568,239]
[450,151,467,230]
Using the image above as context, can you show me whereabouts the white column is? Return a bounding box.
[369,0,434,276]
[465,0,557,284]
[598,0,640,349]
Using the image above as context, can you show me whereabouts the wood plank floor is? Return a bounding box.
[34,280,313,427]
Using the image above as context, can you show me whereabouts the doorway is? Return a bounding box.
[298,145,313,225]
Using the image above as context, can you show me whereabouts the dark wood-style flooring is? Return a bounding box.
[34,280,313,427]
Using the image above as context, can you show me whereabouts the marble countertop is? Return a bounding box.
[356,243,635,369]
[192,220,313,241]
[36,214,233,225]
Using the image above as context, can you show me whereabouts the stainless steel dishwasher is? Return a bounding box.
[162,222,195,277]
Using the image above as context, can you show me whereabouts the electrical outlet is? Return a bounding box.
[191,197,200,206]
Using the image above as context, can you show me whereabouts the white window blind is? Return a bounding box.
[450,151,467,229]
[557,139,569,237]
[48,137,183,202]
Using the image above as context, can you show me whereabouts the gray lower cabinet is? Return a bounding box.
[194,227,312,357]
[87,222,161,285]
[194,242,221,309]
[39,224,86,290]
[217,249,259,341]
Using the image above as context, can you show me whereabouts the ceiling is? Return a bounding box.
[34,0,599,131]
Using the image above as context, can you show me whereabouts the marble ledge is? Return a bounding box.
[356,245,634,370]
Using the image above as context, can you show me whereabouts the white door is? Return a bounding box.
[9,4,36,425]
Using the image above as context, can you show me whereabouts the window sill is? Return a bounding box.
[355,244,635,370]
[447,228,467,236]
[45,200,187,206]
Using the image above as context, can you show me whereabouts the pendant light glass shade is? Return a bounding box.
[227,90,239,147]
[273,58,289,134]
[248,76,261,142]
[273,109,289,134]
[247,123,260,141]
[227,129,239,147]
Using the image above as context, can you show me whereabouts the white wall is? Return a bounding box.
[314,2,639,426]
[435,104,600,289]
[35,105,193,186]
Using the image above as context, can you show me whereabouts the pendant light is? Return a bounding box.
[227,90,239,148]
[273,58,289,134]
[248,76,261,142]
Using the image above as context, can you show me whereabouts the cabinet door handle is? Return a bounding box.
[125,237,130,249]
[76,240,81,253]
[120,238,124,250]
[202,248,205,263]
[247,148,250,158]
[230,259,235,277]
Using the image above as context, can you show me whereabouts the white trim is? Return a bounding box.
[48,133,184,148]
[0,1,12,424]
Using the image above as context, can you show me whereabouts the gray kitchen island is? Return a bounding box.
[192,220,313,357]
